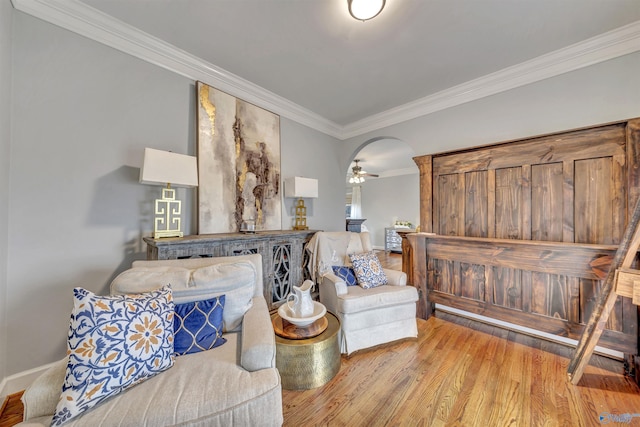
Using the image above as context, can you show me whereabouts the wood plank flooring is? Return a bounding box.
[0,393,23,427]
[282,313,640,426]
[283,252,640,426]
[4,252,640,426]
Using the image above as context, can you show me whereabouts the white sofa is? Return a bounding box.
[17,254,283,427]
[306,231,419,355]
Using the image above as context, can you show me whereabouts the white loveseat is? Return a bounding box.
[17,254,283,427]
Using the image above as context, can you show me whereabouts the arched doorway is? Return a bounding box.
[345,138,419,250]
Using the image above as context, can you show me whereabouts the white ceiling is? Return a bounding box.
[80,0,640,127]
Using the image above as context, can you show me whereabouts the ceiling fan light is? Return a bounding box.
[348,0,386,21]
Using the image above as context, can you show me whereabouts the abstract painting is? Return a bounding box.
[197,81,281,233]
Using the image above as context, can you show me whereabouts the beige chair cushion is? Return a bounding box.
[337,284,418,314]
[111,261,256,332]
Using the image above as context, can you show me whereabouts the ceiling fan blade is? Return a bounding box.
[364,173,379,177]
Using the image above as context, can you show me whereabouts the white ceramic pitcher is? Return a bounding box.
[286,280,314,318]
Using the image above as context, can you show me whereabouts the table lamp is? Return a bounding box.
[285,177,318,230]
[140,147,198,238]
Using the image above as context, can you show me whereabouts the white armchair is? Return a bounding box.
[306,231,418,355]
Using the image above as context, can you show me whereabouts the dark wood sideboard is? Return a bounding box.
[144,230,318,310]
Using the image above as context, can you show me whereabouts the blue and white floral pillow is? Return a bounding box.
[52,286,175,426]
[349,251,388,289]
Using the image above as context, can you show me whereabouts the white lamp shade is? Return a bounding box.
[140,147,198,187]
[284,177,318,198]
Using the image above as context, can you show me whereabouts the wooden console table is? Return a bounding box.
[143,230,318,310]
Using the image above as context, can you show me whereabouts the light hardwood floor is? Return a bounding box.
[4,252,640,426]
[0,392,22,427]
[283,252,640,426]
[282,312,640,426]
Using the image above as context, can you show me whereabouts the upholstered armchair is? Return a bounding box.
[306,231,418,355]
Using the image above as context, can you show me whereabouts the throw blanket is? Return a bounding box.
[305,232,353,282]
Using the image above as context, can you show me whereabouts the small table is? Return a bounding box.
[271,311,341,390]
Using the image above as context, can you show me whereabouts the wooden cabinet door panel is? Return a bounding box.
[431,259,456,295]
[460,262,485,301]
[494,167,525,240]
[530,272,569,320]
[491,266,522,310]
[574,157,620,244]
[464,171,488,237]
[531,163,563,241]
[437,174,465,236]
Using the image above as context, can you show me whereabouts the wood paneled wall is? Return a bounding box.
[411,118,640,354]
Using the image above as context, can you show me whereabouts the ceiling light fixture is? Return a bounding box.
[349,175,365,184]
[348,0,386,22]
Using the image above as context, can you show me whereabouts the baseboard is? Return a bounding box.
[0,361,57,400]
[435,304,625,360]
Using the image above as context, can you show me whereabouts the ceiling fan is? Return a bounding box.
[349,159,378,184]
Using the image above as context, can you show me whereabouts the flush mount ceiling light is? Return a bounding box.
[348,0,386,21]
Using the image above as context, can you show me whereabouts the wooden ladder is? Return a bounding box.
[568,198,640,384]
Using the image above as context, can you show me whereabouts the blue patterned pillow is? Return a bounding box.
[349,251,388,289]
[52,286,175,426]
[174,296,226,355]
[331,266,358,286]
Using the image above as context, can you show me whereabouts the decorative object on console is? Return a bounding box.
[52,286,175,426]
[348,0,386,22]
[197,81,281,234]
[394,220,413,228]
[240,218,256,233]
[140,147,198,238]
[285,177,318,230]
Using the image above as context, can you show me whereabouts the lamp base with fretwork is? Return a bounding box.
[293,198,309,230]
[154,186,184,238]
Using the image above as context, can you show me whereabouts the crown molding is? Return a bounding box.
[340,20,640,140]
[12,1,640,141]
[11,0,343,138]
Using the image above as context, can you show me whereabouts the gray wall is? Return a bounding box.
[8,10,197,374]
[280,118,344,232]
[5,11,342,377]
[0,0,13,386]
[360,174,420,248]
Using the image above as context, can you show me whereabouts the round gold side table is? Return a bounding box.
[272,311,341,390]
